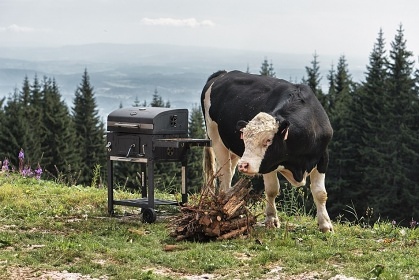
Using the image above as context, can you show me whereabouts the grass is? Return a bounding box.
[0,174,418,280]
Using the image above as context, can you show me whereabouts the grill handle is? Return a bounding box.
[115,123,139,128]
[126,144,135,157]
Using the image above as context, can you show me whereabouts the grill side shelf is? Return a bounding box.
[153,138,211,148]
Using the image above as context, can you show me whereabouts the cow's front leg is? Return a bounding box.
[211,141,235,192]
[310,168,333,232]
[263,172,280,228]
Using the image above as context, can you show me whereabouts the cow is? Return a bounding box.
[201,70,333,232]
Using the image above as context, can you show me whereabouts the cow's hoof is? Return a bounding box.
[319,223,334,233]
[265,216,280,228]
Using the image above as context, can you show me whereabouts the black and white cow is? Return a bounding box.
[201,70,333,232]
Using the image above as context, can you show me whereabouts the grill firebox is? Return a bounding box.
[106,107,210,222]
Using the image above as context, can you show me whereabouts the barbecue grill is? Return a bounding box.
[106,107,210,223]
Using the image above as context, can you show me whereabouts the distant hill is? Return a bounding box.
[0,43,367,120]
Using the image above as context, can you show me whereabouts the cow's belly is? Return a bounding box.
[277,165,308,187]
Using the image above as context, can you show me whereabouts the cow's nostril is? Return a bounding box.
[238,162,249,172]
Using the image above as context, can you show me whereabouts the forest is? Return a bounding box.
[0,25,418,226]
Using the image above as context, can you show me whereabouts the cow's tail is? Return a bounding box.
[203,145,216,189]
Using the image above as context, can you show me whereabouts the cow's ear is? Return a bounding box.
[236,120,248,131]
[278,119,290,132]
[276,118,290,140]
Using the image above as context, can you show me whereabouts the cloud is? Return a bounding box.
[0,24,49,33]
[141,18,215,28]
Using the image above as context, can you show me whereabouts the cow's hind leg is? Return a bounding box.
[310,167,333,232]
[263,171,280,228]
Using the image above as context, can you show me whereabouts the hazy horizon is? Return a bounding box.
[1,0,418,58]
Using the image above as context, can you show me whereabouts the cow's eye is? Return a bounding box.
[263,139,272,147]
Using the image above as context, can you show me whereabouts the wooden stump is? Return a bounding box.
[170,178,259,241]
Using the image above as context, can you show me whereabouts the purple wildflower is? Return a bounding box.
[34,164,43,180]
[21,165,33,177]
[18,148,24,159]
[18,148,24,172]
[391,220,397,227]
[2,158,9,172]
[410,220,417,229]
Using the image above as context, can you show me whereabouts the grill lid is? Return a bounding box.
[107,107,188,134]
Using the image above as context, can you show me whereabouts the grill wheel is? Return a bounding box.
[142,208,157,223]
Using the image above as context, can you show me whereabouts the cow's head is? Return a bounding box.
[237,112,290,175]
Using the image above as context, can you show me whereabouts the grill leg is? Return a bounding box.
[181,158,188,204]
[141,163,147,198]
[107,159,114,215]
[147,160,155,209]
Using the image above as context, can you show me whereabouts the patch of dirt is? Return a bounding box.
[5,266,109,280]
[4,265,359,280]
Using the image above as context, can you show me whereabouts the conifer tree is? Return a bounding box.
[151,88,165,107]
[133,96,141,107]
[353,29,390,218]
[305,52,326,106]
[187,104,206,192]
[0,89,29,166]
[27,76,45,163]
[325,63,337,114]
[260,57,276,77]
[326,55,360,217]
[19,76,31,106]
[72,69,106,186]
[375,25,419,221]
[41,78,78,179]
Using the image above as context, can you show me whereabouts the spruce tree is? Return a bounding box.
[325,63,337,115]
[260,58,276,77]
[27,76,45,163]
[187,104,206,192]
[41,78,79,180]
[326,55,361,217]
[72,69,106,186]
[0,89,30,167]
[151,88,165,107]
[133,96,141,107]
[355,29,390,219]
[305,52,327,106]
[377,25,418,222]
[19,76,31,106]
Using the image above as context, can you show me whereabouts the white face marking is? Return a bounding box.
[238,112,278,174]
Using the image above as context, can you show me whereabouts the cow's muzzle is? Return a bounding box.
[238,161,257,175]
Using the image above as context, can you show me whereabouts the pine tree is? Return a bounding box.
[41,78,79,179]
[19,76,31,106]
[325,63,337,115]
[187,104,206,192]
[26,76,45,163]
[72,69,106,186]
[151,88,165,107]
[133,96,141,107]
[305,52,327,106]
[326,55,361,217]
[260,57,276,77]
[0,88,30,167]
[353,29,390,219]
[375,25,418,222]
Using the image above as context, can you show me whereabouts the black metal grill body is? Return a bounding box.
[106,107,210,222]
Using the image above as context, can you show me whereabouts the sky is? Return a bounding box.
[1,0,419,61]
